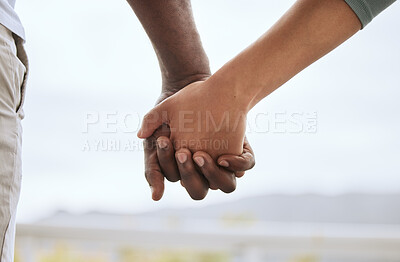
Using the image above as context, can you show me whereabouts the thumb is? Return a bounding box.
[138,105,167,139]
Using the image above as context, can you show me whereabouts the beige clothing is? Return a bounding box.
[0,23,28,262]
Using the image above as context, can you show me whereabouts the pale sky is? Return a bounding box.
[14,0,400,222]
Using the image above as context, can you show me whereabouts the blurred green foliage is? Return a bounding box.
[39,245,106,262]
[15,243,229,262]
[220,212,256,227]
[119,247,228,262]
[290,254,319,262]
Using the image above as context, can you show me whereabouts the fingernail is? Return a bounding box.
[177,153,187,164]
[157,139,168,149]
[194,157,205,167]
[137,129,143,138]
[219,160,229,167]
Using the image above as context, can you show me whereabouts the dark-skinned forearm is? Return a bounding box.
[127,0,211,93]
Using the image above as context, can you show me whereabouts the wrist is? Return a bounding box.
[161,72,211,93]
[157,72,211,104]
[203,75,252,115]
[206,69,255,114]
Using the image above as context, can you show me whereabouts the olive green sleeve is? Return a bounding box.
[344,0,396,28]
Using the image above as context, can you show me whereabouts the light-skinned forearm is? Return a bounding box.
[127,0,211,94]
[207,0,362,112]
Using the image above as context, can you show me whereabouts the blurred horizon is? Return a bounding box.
[15,193,400,261]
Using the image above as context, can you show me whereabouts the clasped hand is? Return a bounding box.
[138,80,255,200]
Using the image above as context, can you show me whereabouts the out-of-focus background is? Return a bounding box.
[14,0,400,261]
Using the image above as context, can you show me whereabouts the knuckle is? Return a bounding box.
[143,113,152,123]
[202,169,218,180]
[144,166,161,181]
[181,170,196,180]
[144,171,153,182]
